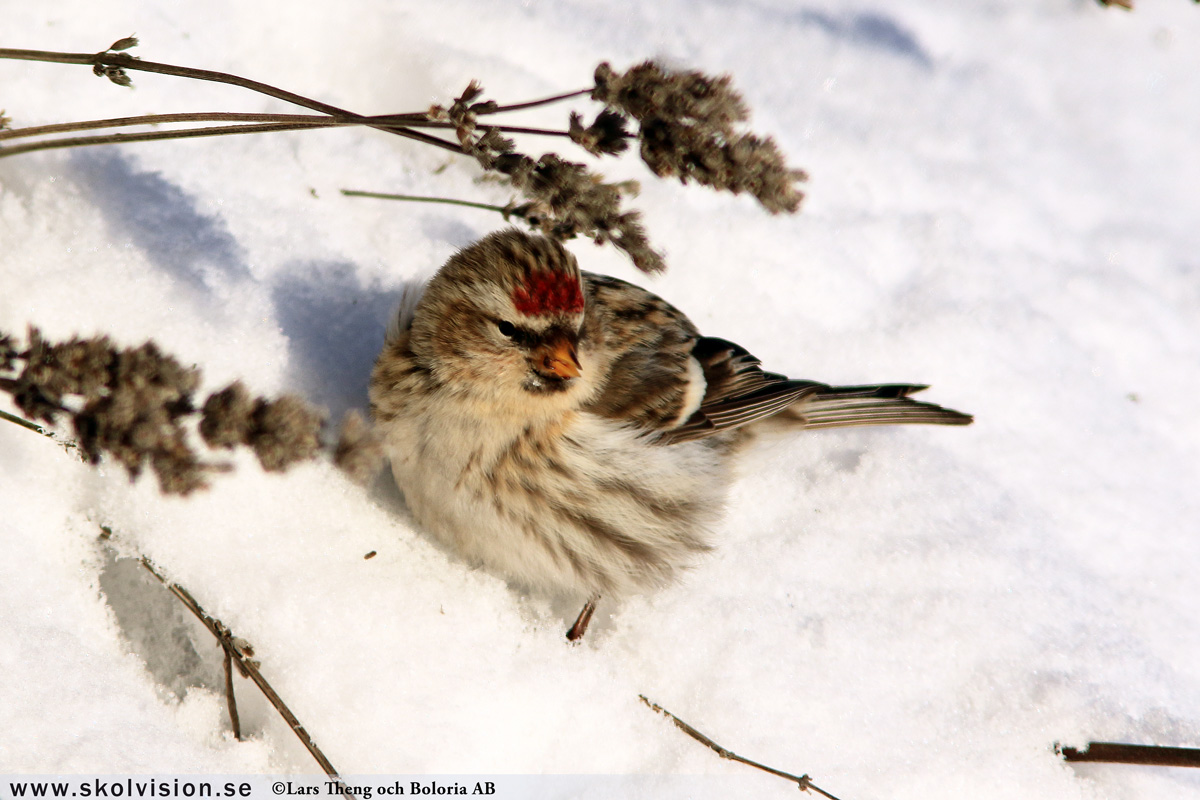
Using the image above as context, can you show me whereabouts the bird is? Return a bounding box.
[369,229,972,641]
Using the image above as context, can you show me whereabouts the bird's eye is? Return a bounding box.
[497,320,518,339]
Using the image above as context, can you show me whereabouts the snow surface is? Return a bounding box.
[3,1,1200,797]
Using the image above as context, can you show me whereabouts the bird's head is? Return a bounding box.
[410,230,593,409]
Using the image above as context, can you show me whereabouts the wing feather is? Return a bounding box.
[578,279,972,444]
[658,339,972,444]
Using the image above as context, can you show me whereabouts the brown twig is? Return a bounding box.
[4,384,350,783]
[0,44,595,155]
[0,122,357,159]
[485,87,593,114]
[0,111,572,143]
[0,47,376,118]
[138,555,352,795]
[339,190,549,231]
[0,406,52,436]
[1058,741,1200,767]
[0,46,463,153]
[0,111,345,140]
[1,45,807,273]
[222,645,242,741]
[341,189,509,213]
[0,405,79,453]
[638,695,845,799]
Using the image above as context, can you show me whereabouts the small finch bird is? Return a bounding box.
[370,230,971,640]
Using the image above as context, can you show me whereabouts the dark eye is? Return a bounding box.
[497,320,518,339]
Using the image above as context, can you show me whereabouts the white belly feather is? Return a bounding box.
[384,406,728,598]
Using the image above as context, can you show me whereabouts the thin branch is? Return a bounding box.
[0,406,51,436]
[0,48,592,123]
[340,191,546,231]
[478,124,572,139]
[0,113,573,143]
[341,189,510,213]
[0,122,349,159]
[485,87,594,114]
[138,555,351,794]
[2,46,806,271]
[0,405,79,453]
[0,46,466,154]
[0,48,595,117]
[0,47,363,118]
[0,48,103,66]
[1058,741,1200,768]
[0,121,466,160]
[222,646,242,741]
[0,112,354,141]
[639,695,845,800]
[0,117,567,162]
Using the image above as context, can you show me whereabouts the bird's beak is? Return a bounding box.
[534,332,581,380]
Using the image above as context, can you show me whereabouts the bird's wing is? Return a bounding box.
[579,274,973,443]
[579,272,705,433]
[655,337,823,444]
[779,383,974,429]
[658,337,973,445]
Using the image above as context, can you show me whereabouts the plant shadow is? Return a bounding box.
[70,149,250,292]
[270,260,399,423]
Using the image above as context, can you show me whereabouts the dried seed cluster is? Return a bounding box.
[92,36,139,87]
[433,83,664,273]
[332,410,385,486]
[428,61,805,272]
[1,327,382,494]
[6,42,808,276]
[567,109,632,157]
[199,381,323,472]
[593,61,806,214]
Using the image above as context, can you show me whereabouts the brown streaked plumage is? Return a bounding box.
[370,229,972,640]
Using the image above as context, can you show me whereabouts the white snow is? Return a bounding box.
[3,1,1200,797]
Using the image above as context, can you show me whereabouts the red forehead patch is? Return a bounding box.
[511,271,585,317]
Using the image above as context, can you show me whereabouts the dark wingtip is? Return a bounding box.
[896,384,973,424]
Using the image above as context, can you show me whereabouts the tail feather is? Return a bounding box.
[789,384,973,429]
[658,337,971,444]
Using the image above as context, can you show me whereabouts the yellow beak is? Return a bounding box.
[534,333,581,379]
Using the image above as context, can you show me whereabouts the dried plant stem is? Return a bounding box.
[0,47,370,119]
[0,126,571,160]
[0,47,461,152]
[0,405,79,453]
[222,645,242,741]
[0,112,344,140]
[341,189,509,213]
[1,47,807,271]
[0,48,576,152]
[138,555,351,794]
[0,111,420,141]
[485,87,593,114]
[0,111,573,143]
[638,695,845,800]
[340,190,548,229]
[0,406,51,436]
[0,122,343,159]
[1058,741,1200,767]
[476,124,573,138]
